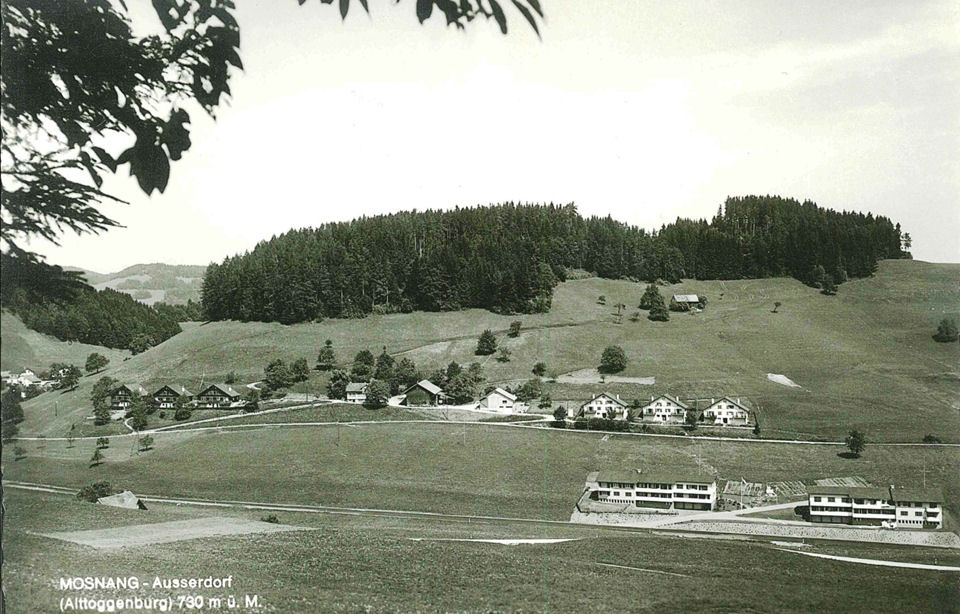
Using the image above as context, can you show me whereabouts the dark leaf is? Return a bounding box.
[91,147,117,173]
[416,0,434,23]
[340,0,349,19]
[511,0,540,37]
[151,0,180,31]
[526,0,543,17]
[489,0,507,34]
[358,0,369,12]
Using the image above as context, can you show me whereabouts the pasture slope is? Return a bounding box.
[3,488,958,613]
[0,311,130,373]
[13,259,959,442]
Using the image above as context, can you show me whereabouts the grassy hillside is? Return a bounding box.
[5,489,957,613]
[5,422,959,518]
[14,260,959,441]
[0,311,130,373]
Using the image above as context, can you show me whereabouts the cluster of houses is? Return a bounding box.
[109,383,245,410]
[570,393,752,427]
[344,379,528,414]
[1,369,57,392]
[582,469,945,530]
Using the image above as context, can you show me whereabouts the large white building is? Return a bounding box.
[702,397,751,426]
[807,485,944,529]
[638,395,689,423]
[573,393,628,420]
[584,469,717,511]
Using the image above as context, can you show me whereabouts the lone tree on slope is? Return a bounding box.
[845,430,866,458]
[85,352,109,374]
[476,330,498,356]
[599,345,627,374]
[933,318,959,343]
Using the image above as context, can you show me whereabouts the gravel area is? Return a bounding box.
[675,521,960,548]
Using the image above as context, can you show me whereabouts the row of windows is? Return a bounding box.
[813,496,939,508]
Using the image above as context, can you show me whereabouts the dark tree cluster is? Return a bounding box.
[1,256,181,350]
[201,199,908,325]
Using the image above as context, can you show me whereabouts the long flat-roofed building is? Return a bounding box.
[807,484,943,529]
[584,469,717,511]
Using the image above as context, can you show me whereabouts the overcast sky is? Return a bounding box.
[32,0,960,272]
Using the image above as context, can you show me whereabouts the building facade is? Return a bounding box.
[403,380,445,406]
[478,388,518,413]
[585,470,717,511]
[153,385,192,408]
[110,384,148,409]
[639,395,689,423]
[576,393,627,420]
[807,485,943,529]
[345,382,369,403]
[703,397,750,426]
[194,383,241,408]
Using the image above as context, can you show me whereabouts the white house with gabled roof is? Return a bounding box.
[478,387,519,413]
[703,396,750,426]
[639,394,690,423]
[345,382,369,403]
[573,393,627,420]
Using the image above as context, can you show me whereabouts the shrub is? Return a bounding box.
[922,434,942,444]
[532,362,547,377]
[76,481,117,502]
[261,514,280,524]
[508,321,522,337]
[933,318,959,343]
[496,347,512,362]
[174,406,192,421]
[475,330,497,355]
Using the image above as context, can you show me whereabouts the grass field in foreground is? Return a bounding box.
[13,260,960,442]
[2,489,958,613]
[5,422,959,520]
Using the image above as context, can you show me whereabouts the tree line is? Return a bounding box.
[201,198,908,324]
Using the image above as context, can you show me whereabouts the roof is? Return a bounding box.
[892,487,944,504]
[154,384,192,396]
[346,382,369,393]
[113,384,147,395]
[199,383,240,397]
[706,396,751,412]
[581,393,626,409]
[486,387,517,401]
[97,491,146,510]
[593,469,715,485]
[643,394,690,409]
[672,294,700,303]
[406,380,442,395]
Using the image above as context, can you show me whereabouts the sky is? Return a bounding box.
[29,0,960,272]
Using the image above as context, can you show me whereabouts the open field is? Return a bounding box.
[5,422,959,520]
[11,260,959,442]
[3,488,958,613]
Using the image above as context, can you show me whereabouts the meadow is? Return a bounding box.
[3,488,958,613]
[8,259,960,441]
[5,422,959,520]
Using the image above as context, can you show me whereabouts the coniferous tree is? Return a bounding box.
[317,339,336,370]
[476,330,497,355]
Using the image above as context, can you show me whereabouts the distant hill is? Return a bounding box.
[18,260,959,443]
[66,263,206,305]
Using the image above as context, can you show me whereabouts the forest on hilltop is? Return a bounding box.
[201,197,909,324]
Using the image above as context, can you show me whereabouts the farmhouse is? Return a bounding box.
[807,485,943,529]
[703,397,750,426]
[110,384,148,409]
[670,294,701,311]
[573,393,627,420]
[402,380,445,406]
[639,394,689,423]
[345,382,369,403]
[585,469,717,511]
[153,384,192,408]
[194,383,241,408]
[10,369,41,388]
[478,387,519,413]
